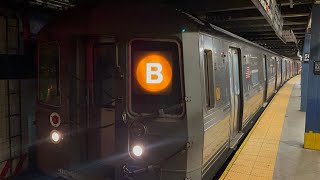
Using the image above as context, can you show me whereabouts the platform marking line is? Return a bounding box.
[219,76,300,180]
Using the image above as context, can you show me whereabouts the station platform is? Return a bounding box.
[220,75,320,180]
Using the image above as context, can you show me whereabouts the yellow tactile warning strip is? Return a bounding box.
[219,75,300,180]
[304,131,320,150]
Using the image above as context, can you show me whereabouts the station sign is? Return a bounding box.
[304,53,310,62]
[303,33,311,63]
[314,61,320,75]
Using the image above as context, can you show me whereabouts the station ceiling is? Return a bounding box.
[171,0,314,59]
[4,0,314,59]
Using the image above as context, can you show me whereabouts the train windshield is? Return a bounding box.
[38,43,60,106]
[129,39,184,116]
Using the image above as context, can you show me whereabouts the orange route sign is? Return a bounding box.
[135,53,172,93]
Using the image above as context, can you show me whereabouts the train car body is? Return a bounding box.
[35,2,300,180]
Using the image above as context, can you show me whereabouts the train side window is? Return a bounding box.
[38,43,61,106]
[93,44,117,108]
[204,49,215,108]
[7,17,19,54]
[0,16,6,54]
[0,16,19,54]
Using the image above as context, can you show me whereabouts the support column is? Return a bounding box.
[304,3,320,150]
[301,33,311,112]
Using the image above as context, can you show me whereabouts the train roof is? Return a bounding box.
[38,2,296,61]
[38,2,202,41]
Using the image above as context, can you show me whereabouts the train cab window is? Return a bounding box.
[38,43,60,106]
[129,39,184,116]
[93,44,117,107]
[204,49,215,108]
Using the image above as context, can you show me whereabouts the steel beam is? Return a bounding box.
[287,27,307,31]
[244,34,304,39]
[294,31,306,34]
[192,1,313,13]
[243,35,278,38]
[250,0,285,42]
[249,37,281,40]
[223,21,308,27]
[283,13,310,18]
[283,21,308,25]
[196,6,257,13]
[253,39,284,42]
[270,47,303,50]
[210,16,265,22]
[225,27,275,32]
[223,23,271,28]
[210,13,310,22]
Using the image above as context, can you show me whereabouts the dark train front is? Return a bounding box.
[34,2,301,180]
[35,3,193,180]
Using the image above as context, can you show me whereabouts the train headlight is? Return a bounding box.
[50,130,62,144]
[132,145,144,157]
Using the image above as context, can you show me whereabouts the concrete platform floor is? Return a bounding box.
[273,79,320,180]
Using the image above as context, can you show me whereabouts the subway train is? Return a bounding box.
[35,2,301,180]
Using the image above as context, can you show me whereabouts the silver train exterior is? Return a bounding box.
[35,2,301,180]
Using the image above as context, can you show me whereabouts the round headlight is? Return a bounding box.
[132,145,143,157]
[50,130,62,144]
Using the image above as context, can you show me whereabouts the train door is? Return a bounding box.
[263,55,268,102]
[228,48,241,141]
[75,37,119,167]
[285,60,288,80]
[288,62,290,78]
[90,39,118,161]
[282,59,286,83]
[279,59,283,86]
[277,59,282,88]
[274,58,278,90]
[292,62,294,76]
[272,58,276,91]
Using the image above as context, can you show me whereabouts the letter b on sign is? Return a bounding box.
[146,63,163,84]
[135,54,172,93]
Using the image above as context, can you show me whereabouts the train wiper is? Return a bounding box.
[157,103,183,116]
[138,103,184,119]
